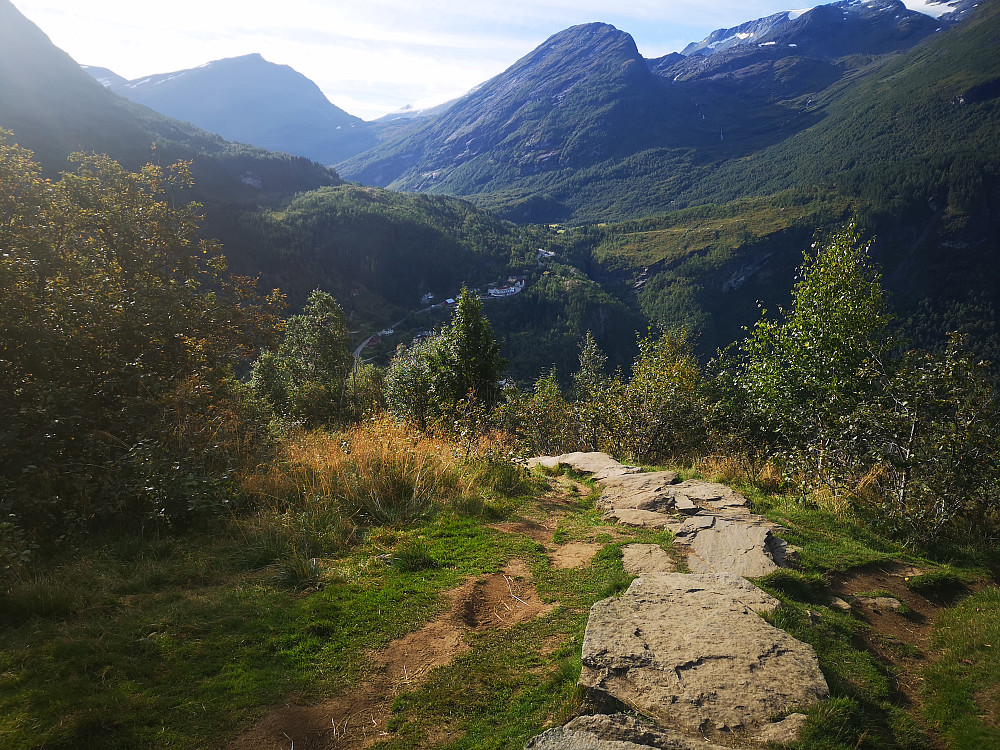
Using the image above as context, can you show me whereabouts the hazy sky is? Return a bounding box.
[12,0,949,120]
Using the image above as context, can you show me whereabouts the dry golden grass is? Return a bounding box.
[240,418,483,520]
[689,452,785,493]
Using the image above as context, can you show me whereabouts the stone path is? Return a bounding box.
[526,452,829,749]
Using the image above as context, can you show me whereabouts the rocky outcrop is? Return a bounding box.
[535,453,791,576]
[525,452,828,749]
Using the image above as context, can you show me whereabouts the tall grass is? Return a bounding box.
[239,418,486,530]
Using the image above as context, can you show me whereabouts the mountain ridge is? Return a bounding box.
[84,53,377,166]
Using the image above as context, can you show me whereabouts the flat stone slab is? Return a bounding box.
[580,573,829,736]
[526,714,732,750]
[668,481,752,513]
[608,508,682,530]
[552,452,643,478]
[622,544,676,575]
[682,518,781,578]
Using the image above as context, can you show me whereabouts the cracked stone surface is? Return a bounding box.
[527,452,643,479]
[597,471,681,513]
[680,517,782,577]
[580,573,829,736]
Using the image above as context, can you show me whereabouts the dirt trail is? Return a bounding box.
[227,481,592,750]
[830,562,947,709]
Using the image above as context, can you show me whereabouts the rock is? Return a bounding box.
[554,452,642,478]
[682,518,781,577]
[622,544,676,575]
[527,456,563,470]
[668,481,750,513]
[607,508,682,530]
[592,465,647,481]
[527,714,732,749]
[672,496,699,514]
[675,515,715,534]
[580,573,829,736]
[830,597,853,611]
[751,713,809,744]
[599,471,681,513]
[856,596,904,612]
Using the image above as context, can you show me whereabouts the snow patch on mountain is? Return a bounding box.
[899,0,961,17]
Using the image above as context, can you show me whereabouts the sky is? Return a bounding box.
[11,0,952,121]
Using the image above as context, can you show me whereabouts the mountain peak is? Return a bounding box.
[681,0,944,60]
[532,22,642,64]
[84,54,376,165]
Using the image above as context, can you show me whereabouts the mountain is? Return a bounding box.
[0,0,637,377]
[338,22,707,217]
[339,0,1000,361]
[86,54,377,166]
[81,65,127,88]
[680,10,803,57]
[680,0,942,60]
[338,0,985,224]
[577,0,1000,357]
[0,0,338,202]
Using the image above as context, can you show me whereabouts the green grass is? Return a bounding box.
[0,508,540,750]
[922,587,1000,748]
[741,485,910,573]
[369,541,635,750]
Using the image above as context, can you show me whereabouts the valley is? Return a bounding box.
[1,0,999,748]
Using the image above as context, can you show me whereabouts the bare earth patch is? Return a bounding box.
[830,562,946,715]
[491,519,554,544]
[548,542,602,570]
[226,562,548,750]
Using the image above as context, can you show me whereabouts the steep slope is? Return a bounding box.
[338,23,705,208]
[680,0,942,60]
[0,0,338,202]
[680,10,803,56]
[87,54,376,165]
[339,2,963,224]
[585,0,1000,358]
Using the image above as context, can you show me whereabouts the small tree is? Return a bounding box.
[494,371,582,456]
[385,335,446,430]
[0,133,282,536]
[248,289,352,426]
[572,331,609,451]
[601,330,708,464]
[860,335,1000,547]
[385,287,506,430]
[723,224,893,487]
[441,287,507,410]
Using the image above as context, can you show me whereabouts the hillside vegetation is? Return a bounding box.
[2,119,1000,750]
[2,3,1000,747]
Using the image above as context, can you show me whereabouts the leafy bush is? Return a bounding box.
[0,133,282,541]
[248,289,353,427]
[716,223,1000,550]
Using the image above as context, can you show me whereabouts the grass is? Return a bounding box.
[0,421,543,750]
[922,587,1000,748]
[3,431,997,750]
